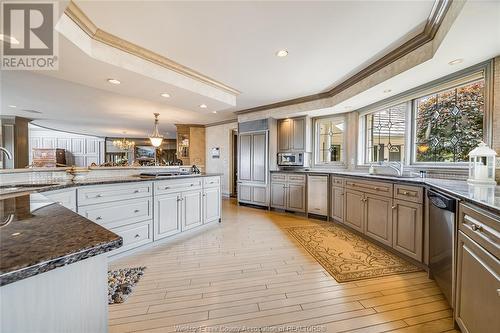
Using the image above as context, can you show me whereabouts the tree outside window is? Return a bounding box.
[414,80,484,163]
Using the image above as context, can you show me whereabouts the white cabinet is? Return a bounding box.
[203,186,221,223]
[154,192,182,240]
[182,190,203,231]
[307,175,328,216]
[42,188,77,212]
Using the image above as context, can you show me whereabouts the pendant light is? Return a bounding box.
[149,113,163,147]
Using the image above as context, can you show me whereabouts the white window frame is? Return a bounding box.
[313,115,347,167]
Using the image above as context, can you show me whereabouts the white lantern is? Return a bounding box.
[467,141,497,185]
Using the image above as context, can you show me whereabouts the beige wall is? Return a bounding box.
[205,122,238,196]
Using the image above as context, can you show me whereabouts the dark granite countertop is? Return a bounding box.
[271,169,500,214]
[0,193,122,286]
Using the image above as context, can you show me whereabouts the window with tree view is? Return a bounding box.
[316,117,344,164]
[414,79,484,163]
[365,104,406,163]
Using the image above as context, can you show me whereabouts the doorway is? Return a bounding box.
[231,129,238,197]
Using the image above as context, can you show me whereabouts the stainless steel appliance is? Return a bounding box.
[277,152,304,167]
[427,189,457,306]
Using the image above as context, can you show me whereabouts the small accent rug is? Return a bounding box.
[287,224,420,282]
[108,267,146,304]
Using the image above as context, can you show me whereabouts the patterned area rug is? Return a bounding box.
[287,224,420,282]
[108,267,146,304]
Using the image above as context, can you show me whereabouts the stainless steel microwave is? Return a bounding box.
[277,152,304,167]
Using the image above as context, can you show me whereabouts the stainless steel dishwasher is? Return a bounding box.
[427,189,457,306]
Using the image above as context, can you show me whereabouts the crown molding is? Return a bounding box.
[235,0,452,115]
[204,118,238,127]
[64,1,240,96]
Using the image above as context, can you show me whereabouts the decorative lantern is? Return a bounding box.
[467,142,497,185]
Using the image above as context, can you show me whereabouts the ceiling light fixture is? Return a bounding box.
[149,113,163,147]
[448,58,463,66]
[113,132,135,150]
[107,78,121,85]
[276,49,288,57]
[199,104,208,109]
[383,89,392,93]
[160,93,170,98]
[0,34,20,45]
[8,105,17,108]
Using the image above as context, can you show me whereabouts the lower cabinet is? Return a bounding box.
[203,186,221,223]
[270,183,286,209]
[111,220,152,253]
[154,192,182,240]
[344,189,364,233]
[270,181,306,212]
[364,193,393,247]
[392,199,423,261]
[238,184,268,206]
[181,190,203,231]
[330,186,344,223]
[42,188,77,212]
[455,231,500,333]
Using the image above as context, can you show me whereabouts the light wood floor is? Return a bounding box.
[108,198,457,333]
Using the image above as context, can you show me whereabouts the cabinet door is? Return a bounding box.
[365,193,393,246]
[252,133,266,183]
[203,187,220,223]
[41,137,56,148]
[56,138,71,150]
[344,189,364,233]
[238,184,252,202]
[43,189,76,212]
[86,139,100,155]
[331,186,344,223]
[288,184,305,212]
[252,186,267,205]
[392,199,423,261]
[278,119,291,151]
[291,118,305,151]
[270,183,287,209]
[154,193,181,240]
[71,138,85,154]
[182,190,203,231]
[239,134,252,181]
[455,231,500,333]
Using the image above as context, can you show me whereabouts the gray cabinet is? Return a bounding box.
[270,182,287,209]
[330,186,344,223]
[277,117,307,152]
[288,184,306,212]
[307,175,328,216]
[392,199,423,261]
[270,173,306,213]
[344,189,364,233]
[365,193,393,247]
[239,134,252,181]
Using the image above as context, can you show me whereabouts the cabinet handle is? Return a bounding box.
[471,223,483,232]
[95,216,102,220]
[134,234,140,239]
[57,202,63,205]
[497,289,500,297]
[96,194,102,198]
[190,184,194,186]
[392,206,397,209]
[374,187,379,190]
[164,186,170,190]
[134,209,140,213]
[403,191,409,195]
[134,190,140,193]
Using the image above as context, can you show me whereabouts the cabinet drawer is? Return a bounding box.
[287,174,306,183]
[394,184,423,203]
[271,173,287,182]
[78,182,152,206]
[203,176,220,188]
[111,220,152,253]
[345,179,393,197]
[155,178,203,195]
[78,197,152,229]
[331,177,345,187]
[459,203,499,259]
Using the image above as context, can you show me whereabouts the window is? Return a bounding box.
[365,104,407,164]
[413,79,485,163]
[314,116,345,165]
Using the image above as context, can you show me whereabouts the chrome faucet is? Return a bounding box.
[0,147,13,160]
[383,161,404,176]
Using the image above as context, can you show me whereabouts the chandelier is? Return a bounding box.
[112,136,135,150]
[149,113,163,147]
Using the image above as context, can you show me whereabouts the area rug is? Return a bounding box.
[108,267,146,304]
[287,224,420,282]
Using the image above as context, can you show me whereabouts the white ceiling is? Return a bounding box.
[2,1,498,138]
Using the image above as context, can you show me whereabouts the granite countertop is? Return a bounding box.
[0,193,122,286]
[271,169,500,214]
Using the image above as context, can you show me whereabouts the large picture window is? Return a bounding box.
[413,79,485,163]
[365,104,407,164]
[314,116,345,165]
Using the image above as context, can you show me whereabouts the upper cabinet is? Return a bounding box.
[277,117,310,152]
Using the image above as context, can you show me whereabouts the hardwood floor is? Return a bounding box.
[108,198,456,333]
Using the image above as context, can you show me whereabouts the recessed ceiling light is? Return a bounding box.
[448,58,463,66]
[160,93,170,98]
[107,78,121,85]
[275,49,288,57]
[212,111,217,114]
[8,105,17,108]
[0,34,20,45]
[383,89,392,93]
[199,104,208,109]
